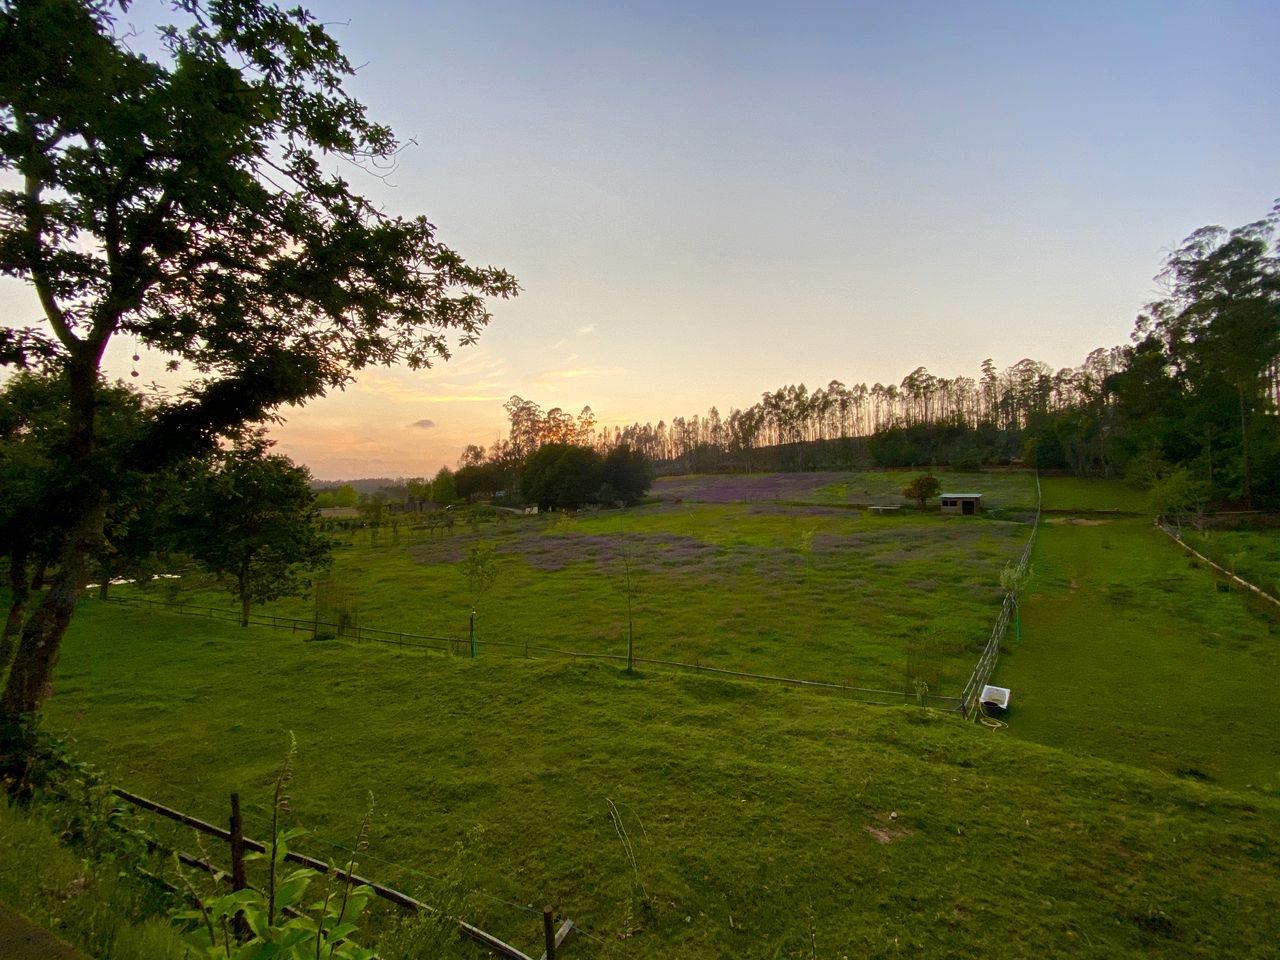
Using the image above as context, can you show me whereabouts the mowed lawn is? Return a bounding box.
[995,479,1280,791]
[121,469,1040,698]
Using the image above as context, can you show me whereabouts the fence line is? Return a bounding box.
[1155,519,1280,609]
[103,595,962,708]
[956,471,1041,719]
[112,787,572,960]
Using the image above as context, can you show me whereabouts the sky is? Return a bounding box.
[2,0,1278,479]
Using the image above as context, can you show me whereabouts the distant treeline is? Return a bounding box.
[454,205,1279,513]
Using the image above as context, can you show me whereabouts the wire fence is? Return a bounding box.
[956,471,1041,719]
[103,595,963,709]
[1155,518,1280,609]
[105,480,1049,715]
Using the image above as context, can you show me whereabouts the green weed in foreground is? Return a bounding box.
[0,799,189,959]
[41,601,1280,959]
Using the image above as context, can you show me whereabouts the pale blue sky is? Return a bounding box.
[3,0,1277,477]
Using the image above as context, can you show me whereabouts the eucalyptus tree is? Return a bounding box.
[0,0,517,719]
[1140,209,1280,506]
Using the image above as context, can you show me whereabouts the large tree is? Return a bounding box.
[521,443,604,510]
[0,372,160,677]
[1138,210,1280,506]
[600,443,653,505]
[0,0,517,719]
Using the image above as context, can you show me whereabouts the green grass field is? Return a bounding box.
[39,599,1280,959]
[1181,527,1280,602]
[994,479,1280,791]
[18,468,1280,957]
[116,469,1040,699]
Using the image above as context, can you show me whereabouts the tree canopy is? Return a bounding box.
[521,443,604,511]
[903,474,941,509]
[180,438,333,627]
[0,0,516,720]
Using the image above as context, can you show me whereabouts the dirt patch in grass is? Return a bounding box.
[1047,518,1112,526]
[865,814,916,844]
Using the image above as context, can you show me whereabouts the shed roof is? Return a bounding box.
[940,492,983,499]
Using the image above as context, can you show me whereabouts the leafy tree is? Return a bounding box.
[1136,210,1280,506]
[454,462,503,501]
[429,466,458,504]
[1148,466,1210,534]
[356,492,388,528]
[903,474,941,509]
[181,438,333,627]
[521,443,604,510]
[601,444,653,505]
[404,476,430,502]
[0,0,516,719]
[0,373,165,672]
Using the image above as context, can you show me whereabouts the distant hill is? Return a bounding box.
[310,477,404,494]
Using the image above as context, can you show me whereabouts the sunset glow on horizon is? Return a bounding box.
[2,0,1276,480]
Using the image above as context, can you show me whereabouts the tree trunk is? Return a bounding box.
[1238,387,1253,509]
[0,502,104,719]
[239,571,251,628]
[31,560,47,591]
[0,550,30,681]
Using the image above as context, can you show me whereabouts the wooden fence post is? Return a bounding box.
[230,792,249,938]
[543,905,555,960]
[230,793,247,890]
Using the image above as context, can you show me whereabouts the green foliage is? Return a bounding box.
[315,484,360,510]
[1109,206,1280,506]
[1147,466,1210,530]
[454,461,507,501]
[180,436,333,626]
[357,491,389,528]
[174,739,377,960]
[520,442,604,510]
[0,0,515,717]
[902,473,941,508]
[429,467,458,505]
[869,418,1019,468]
[0,801,188,959]
[601,443,654,504]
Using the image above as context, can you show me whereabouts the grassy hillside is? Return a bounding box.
[40,599,1280,959]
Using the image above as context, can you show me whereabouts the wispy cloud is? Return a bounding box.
[350,352,511,405]
[578,323,597,335]
[411,418,436,429]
